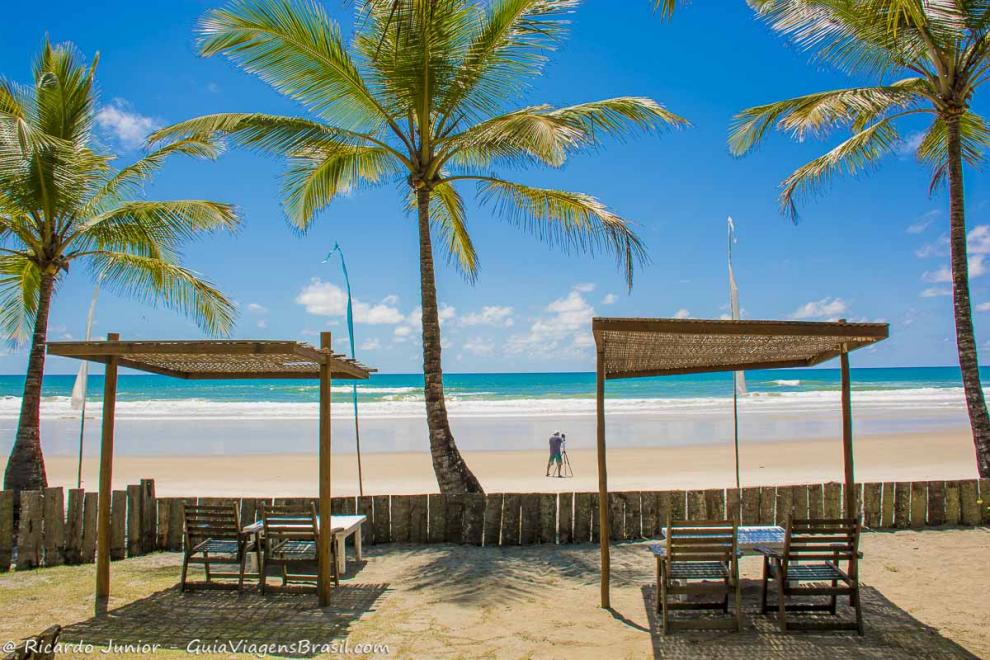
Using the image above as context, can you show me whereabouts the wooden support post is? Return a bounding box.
[840,345,856,519]
[317,332,333,607]
[95,332,119,615]
[595,343,610,609]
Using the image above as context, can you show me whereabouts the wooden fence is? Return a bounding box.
[2,477,988,572]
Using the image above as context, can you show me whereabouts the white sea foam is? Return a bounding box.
[0,387,977,421]
[772,379,801,387]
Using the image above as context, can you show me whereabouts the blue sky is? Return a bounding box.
[2,0,989,375]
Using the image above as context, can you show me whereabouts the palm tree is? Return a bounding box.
[730,0,990,478]
[151,0,685,493]
[1,40,240,494]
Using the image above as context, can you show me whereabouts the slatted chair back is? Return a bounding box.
[183,503,241,550]
[260,502,320,548]
[782,517,860,565]
[664,519,738,564]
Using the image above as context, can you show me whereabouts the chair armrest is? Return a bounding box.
[754,545,782,559]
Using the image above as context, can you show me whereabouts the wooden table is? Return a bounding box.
[650,525,785,558]
[243,514,367,575]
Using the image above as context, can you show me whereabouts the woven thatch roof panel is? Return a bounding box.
[593,318,888,379]
[47,339,374,380]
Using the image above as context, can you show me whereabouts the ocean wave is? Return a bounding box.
[0,386,978,421]
[771,379,800,387]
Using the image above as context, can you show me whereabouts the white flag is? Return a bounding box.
[70,285,99,410]
[728,217,746,396]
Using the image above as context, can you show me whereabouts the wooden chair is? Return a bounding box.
[655,519,742,634]
[180,503,252,591]
[258,502,338,593]
[758,517,863,634]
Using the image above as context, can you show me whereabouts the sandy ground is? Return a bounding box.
[22,429,981,497]
[0,528,987,658]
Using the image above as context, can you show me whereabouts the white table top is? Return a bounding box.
[242,514,367,535]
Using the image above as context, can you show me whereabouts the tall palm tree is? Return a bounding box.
[1,41,240,493]
[151,0,685,493]
[730,0,990,477]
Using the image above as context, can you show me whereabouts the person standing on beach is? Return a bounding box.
[546,432,565,478]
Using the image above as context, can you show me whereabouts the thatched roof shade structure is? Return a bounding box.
[48,333,374,612]
[591,318,889,609]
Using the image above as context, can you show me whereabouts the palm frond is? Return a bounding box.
[82,138,222,213]
[431,181,478,282]
[198,0,388,129]
[917,111,990,191]
[437,0,577,123]
[778,117,900,219]
[0,253,40,342]
[283,144,400,229]
[469,176,646,289]
[443,97,685,170]
[729,80,926,155]
[89,251,235,336]
[75,200,239,255]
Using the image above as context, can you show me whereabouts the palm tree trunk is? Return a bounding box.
[946,114,990,478]
[4,271,56,493]
[416,187,483,494]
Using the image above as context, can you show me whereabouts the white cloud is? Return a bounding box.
[573,283,596,293]
[977,302,990,312]
[896,131,925,156]
[359,338,381,351]
[791,297,848,320]
[971,255,988,278]
[464,337,495,355]
[95,99,160,150]
[907,210,940,234]
[256,319,268,329]
[295,279,404,324]
[673,308,691,319]
[246,303,268,315]
[916,235,949,258]
[968,225,990,254]
[922,265,952,284]
[508,285,596,356]
[460,306,514,327]
[920,287,951,298]
[602,293,617,305]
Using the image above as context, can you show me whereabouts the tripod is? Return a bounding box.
[560,450,573,478]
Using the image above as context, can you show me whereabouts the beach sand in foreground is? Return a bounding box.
[1,529,987,657]
[22,429,979,497]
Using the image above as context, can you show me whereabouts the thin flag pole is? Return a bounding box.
[325,243,365,496]
[71,284,100,488]
[727,217,743,513]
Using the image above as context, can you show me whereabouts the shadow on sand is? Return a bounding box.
[640,579,978,659]
[59,583,388,658]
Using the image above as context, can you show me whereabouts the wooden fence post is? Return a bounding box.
[893,482,911,529]
[500,494,520,546]
[16,490,43,570]
[42,487,65,567]
[774,487,793,526]
[823,482,842,519]
[126,485,142,557]
[862,483,882,529]
[705,489,726,521]
[558,492,574,544]
[444,494,465,544]
[807,483,824,519]
[372,495,390,544]
[686,490,706,522]
[110,490,127,560]
[427,494,446,544]
[910,482,927,528]
[483,493,503,546]
[944,480,961,525]
[390,496,411,543]
[881,482,896,528]
[741,488,760,525]
[927,481,945,527]
[519,494,540,545]
[640,492,659,538]
[357,496,374,545]
[140,479,156,553]
[0,490,12,571]
[959,480,980,525]
[65,489,85,564]
[408,495,427,544]
[463,494,485,545]
[81,492,98,563]
[573,493,592,543]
